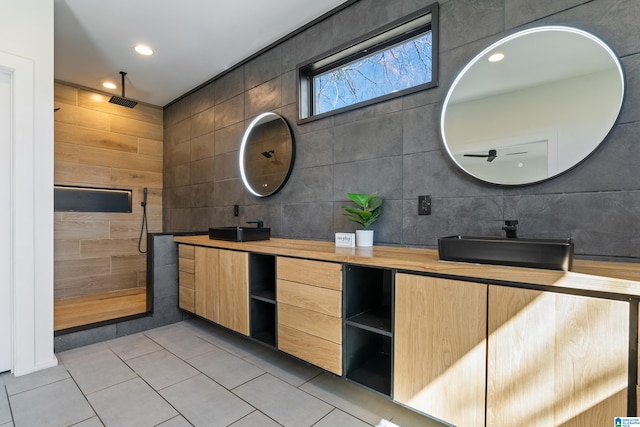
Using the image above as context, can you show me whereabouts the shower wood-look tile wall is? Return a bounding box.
[53,82,163,300]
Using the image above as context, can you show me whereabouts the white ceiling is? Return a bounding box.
[54,0,350,107]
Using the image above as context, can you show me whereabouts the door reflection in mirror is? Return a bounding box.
[441,26,624,185]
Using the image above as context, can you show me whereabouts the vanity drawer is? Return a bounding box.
[179,271,194,289]
[277,257,343,373]
[179,244,195,273]
[278,324,342,375]
[277,279,341,317]
[178,244,195,311]
[178,270,195,311]
[179,286,195,312]
[278,302,341,344]
[277,257,342,290]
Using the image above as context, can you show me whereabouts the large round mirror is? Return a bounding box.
[440,26,624,185]
[239,112,295,197]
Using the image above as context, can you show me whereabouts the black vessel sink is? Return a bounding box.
[438,235,574,271]
[208,226,271,242]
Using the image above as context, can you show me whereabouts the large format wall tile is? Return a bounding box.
[163,0,640,261]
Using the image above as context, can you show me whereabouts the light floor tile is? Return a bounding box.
[0,386,11,425]
[314,409,372,427]
[156,415,192,427]
[62,348,137,395]
[2,364,69,396]
[229,410,281,427]
[126,349,199,390]
[106,333,163,360]
[299,372,400,426]
[145,324,218,360]
[144,322,189,336]
[300,373,445,427]
[2,320,443,427]
[383,410,448,427]
[234,374,332,427]
[87,377,178,427]
[73,416,104,426]
[184,319,266,359]
[9,378,95,427]
[57,342,108,365]
[243,347,322,387]
[187,348,264,389]
[160,374,253,427]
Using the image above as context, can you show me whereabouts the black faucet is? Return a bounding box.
[246,218,264,228]
[502,220,518,238]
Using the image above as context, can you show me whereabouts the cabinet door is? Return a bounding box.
[195,246,219,323]
[487,286,629,427]
[217,250,249,335]
[194,247,249,335]
[394,274,487,427]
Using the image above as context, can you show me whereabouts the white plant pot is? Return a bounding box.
[356,229,374,247]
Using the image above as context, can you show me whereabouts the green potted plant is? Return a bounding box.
[342,192,383,247]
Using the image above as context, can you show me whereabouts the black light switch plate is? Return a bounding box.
[418,195,431,215]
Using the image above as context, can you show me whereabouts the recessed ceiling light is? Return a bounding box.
[488,52,505,62]
[102,82,117,89]
[135,44,154,56]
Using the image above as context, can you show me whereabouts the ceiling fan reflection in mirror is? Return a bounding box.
[463,149,527,162]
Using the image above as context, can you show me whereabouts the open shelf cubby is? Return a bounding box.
[344,265,393,334]
[344,324,392,396]
[343,264,393,396]
[249,254,276,346]
[250,299,276,347]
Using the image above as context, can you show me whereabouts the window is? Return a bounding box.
[298,3,438,122]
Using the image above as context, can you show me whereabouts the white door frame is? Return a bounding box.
[0,49,57,375]
[0,64,12,373]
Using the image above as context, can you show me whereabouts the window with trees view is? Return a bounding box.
[298,3,438,122]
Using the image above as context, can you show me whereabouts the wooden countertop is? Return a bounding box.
[174,235,640,299]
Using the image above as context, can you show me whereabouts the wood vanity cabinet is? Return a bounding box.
[394,274,487,427]
[276,257,343,375]
[486,285,629,427]
[394,275,631,427]
[185,246,249,336]
[178,244,195,312]
[173,236,640,426]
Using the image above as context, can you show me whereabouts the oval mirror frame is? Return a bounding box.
[440,26,625,186]
[239,112,295,197]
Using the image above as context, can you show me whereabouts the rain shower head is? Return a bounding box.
[109,71,137,108]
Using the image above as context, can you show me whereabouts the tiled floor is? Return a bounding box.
[0,319,446,427]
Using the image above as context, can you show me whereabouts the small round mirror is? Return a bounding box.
[441,26,624,185]
[239,112,295,197]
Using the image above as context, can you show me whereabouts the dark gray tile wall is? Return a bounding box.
[55,234,187,352]
[163,0,640,261]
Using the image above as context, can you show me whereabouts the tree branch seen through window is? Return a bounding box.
[313,32,433,115]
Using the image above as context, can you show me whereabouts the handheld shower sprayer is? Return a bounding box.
[138,187,149,253]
